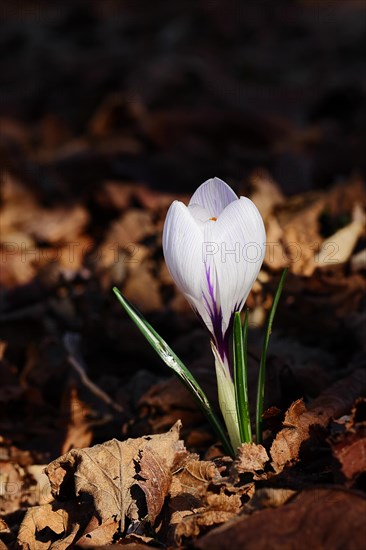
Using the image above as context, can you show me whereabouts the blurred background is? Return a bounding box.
[1,0,365,195]
[0,0,365,460]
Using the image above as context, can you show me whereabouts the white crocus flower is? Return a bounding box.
[162,177,266,450]
[163,177,266,361]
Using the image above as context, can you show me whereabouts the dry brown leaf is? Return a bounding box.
[170,458,220,499]
[168,456,254,546]
[206,491,242,513]
[269,411,317,472]
[175,510,235,544]
[14,423,187,548]
[317,204,365,268]
[331,398,366,484]
[235,443,269,479]
[195,489,366,550]
[75,516,119,548]
[0,518,10,533]
[45,422,185,532]
[136,444,175,524]
[167,458,222,544]
[17,501,84,550]
[270,368,366,473]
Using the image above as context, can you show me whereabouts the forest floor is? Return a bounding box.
[1,1,366,548]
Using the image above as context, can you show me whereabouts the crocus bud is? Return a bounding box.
[163,177,266,364]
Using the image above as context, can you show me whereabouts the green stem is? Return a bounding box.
[256,268,288,444]
[233,311,252,443]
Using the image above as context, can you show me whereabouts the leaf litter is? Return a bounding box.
[1,2,366,548]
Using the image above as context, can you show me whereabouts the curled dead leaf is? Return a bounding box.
[16,423,187,548]
[235,443,269,479]
[270,368,366,473]
[45,421,185,531]
[167,456,254,546]
[17,501,85,550]
[170,458,221,499]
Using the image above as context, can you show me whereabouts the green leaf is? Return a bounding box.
[233,310,252,444]
[113,287,234,456]
[255,268,288,444]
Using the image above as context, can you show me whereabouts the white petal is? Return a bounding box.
[189,177,238,218]
[162,201,213,330]
[210,197,266,333]
[187,204,211,226]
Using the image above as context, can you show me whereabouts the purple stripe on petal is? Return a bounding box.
[203,267,229,361]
